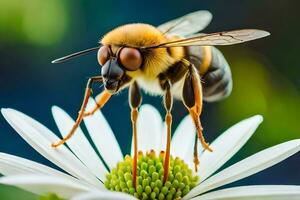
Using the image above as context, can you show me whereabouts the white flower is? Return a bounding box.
[0,98,300,200]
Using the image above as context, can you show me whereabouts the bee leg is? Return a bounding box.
[83,90,112,116]
[193,135,199,172]
[189,108,212,152]
[129,82,142,188]
[182,65,212,171]
[52,76,109,148]
[162,80,173,183]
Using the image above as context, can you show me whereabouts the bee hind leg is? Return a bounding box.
[193,135,200,172]
[51,76,110,148]
[128,82,142,188]
[182,65,212,171]
[189,108,212,152]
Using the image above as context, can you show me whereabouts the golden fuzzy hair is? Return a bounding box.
[101,23,185,79]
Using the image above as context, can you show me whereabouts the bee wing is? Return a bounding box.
[157,10,212,37]
[146,29,270,48]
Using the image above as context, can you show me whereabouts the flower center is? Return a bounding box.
[104,150,198,200]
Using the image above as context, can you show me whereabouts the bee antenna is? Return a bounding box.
[51,46,101,64]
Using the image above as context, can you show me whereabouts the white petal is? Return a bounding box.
[0,175,91,199]
[146,122,168,156]
[83,98,123,170]
[184,139,300,199]
[198,115,263,180]
[191,185,300,200]
[171,115,195,161]
[131,104,163,156]
[1,108,103,188]
[0,153,87,186]
[52,106,108,181]
[72,191,137,200]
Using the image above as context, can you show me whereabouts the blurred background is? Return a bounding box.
[0,0,299,199]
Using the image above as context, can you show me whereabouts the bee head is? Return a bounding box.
[97,45,143,93]
[100,24,173,79]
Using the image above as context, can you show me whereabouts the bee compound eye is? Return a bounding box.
[119,47,142,71]
[97,46,110,66]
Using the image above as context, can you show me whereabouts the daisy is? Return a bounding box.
[1,98,300,200]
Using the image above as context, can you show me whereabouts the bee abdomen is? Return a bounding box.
[186,46,233,102]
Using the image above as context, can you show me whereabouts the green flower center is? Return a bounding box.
[105,150,199,200]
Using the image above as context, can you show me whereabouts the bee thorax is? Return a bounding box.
[136,77,184,99]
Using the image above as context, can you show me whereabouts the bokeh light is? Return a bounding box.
[0,0,68,46]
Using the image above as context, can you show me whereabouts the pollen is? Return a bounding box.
[104,150,198,200]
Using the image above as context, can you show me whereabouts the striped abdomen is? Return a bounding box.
[185,46,233,102]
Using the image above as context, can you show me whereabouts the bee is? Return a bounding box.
[51,10,270,186]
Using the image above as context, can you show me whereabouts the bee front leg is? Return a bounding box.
[52,76,111,148]
[83,90,112,117]
[182,65,213,172]
[129,82,142,188]
[162,80,173,183]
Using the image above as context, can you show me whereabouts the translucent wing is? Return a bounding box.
[145,29,270,48]
[157,10,212,37]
